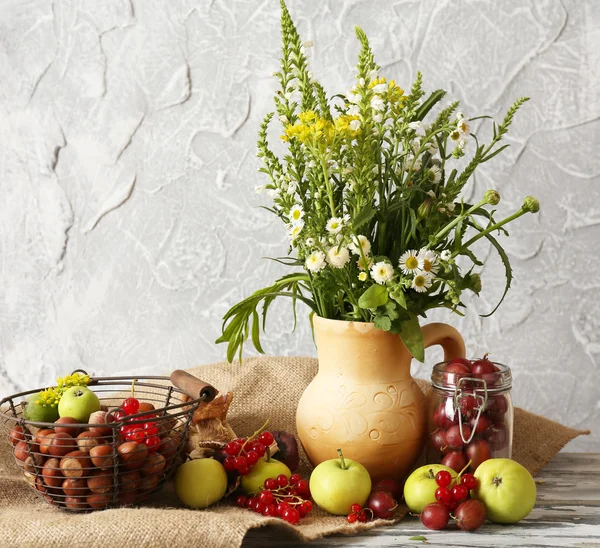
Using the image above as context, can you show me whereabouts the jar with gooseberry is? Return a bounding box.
[427,356,513,472]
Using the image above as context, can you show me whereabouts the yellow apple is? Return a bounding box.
[241,458,291,495]
[174,458,228,509]
[309,450,371,515]
[473,458,536,523]
[403,464,457,513]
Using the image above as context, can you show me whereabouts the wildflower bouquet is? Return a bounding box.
[217,0,539,362]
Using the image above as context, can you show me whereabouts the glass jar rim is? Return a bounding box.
[431,360,512,392]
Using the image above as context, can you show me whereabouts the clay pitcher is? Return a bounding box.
[296,316,465,483]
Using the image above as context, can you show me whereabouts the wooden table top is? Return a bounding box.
[243,453,600,548]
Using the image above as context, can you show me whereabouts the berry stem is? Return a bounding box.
[457,459,472,480]
[131,379,138,397]
[337,448,347,470]
[241,418,270,453]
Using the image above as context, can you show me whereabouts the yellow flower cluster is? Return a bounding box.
[282,110,360,146]
[35,372,92,407]
[369,77,407,106]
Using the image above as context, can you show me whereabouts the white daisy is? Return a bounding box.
[411,156,423,171]
[440,250,452,261]
[427,165,442,184]
[399,249,422,274]
[326,246,350,268]
[457,118,470,135]
[348,235,371,257]
[326,217,343,234]
[370,261,394,285]
[457,137,468,149]
[305,237,315,247]
[287,222,304,240]
[408,121,422,130]
[358,271,368,282]
[449,129,461,141]
[349,119,361,131]
[412,271,433,293]
[289,204,304,225]
[357,255,374,271]
[348,105,360,116]
[427,190,436,199]
[418,249,439,275]
[286,181,298,195]
[373,113,383,123]
[305,250,325,273]
[426,141,438,154]
[370,96,385,111]
[456,111,464,120]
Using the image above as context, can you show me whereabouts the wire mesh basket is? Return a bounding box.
[0,370,216,511]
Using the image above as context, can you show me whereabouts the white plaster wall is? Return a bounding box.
[0,0,598,450]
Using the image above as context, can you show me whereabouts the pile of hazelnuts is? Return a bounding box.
[8,401,182,511]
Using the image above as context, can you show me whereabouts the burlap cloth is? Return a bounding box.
[0,357,589,548]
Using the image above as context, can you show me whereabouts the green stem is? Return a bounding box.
[337,448,347,470]
[461,207,528,250]
[320,158,336,217]
[429,198,487,246]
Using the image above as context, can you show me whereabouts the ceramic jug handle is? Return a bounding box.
[421,323,466,361]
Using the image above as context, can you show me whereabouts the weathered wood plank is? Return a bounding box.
[242,453,600,548]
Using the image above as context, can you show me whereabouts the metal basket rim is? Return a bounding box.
[0,374,203,428]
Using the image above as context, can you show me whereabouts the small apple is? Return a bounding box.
[309,449,371,516]
[241,458,291,495]
[174,458,228,509]
[403,464,456,513]
[473,458,536,523]
[58,386,101,423]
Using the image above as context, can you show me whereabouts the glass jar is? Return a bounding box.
[426,360,513,472]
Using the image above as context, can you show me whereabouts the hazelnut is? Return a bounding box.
[138,402,155,413]
[117,441,148,470]
[39,431,55,455]
[159,435,179,461]
[88,411,113,437]
[54,417,82,435]
[60,451,92,478]
[139,473,159,494]
[87,493,111,509]
[64,496,88,511]
[9,425,30,446]
[48,432,76,457]
[62,477,89,497]
[42,458,64,488]
[87,469,114,494]
[119,470,141,492]
[89,444,114,469]
[76,430,104,453]
[14,440,39,462]
[141,453,165,477]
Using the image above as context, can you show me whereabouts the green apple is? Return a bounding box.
[23,393,59,423]
[58,386,101,422]
[241,458,291,495]
[309,449,371,515]
[403,464,457,513]
[473,458,536,523]
[174,458,228,509]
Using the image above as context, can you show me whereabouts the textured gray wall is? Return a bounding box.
[1,0,598,450]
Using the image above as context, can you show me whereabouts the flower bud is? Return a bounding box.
[522,196,540,213]
[467,273,482,295]
[484,190,501,206]
[417,198,433,219]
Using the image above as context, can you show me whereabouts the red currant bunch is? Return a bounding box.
[240,474,312,524]
[222,430,276,477]
[346,503,369,523]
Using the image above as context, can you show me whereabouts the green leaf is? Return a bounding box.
[251,310,265,354]
[399,316,424,362]
[408,536,428,542]
[374,314,392,331]
[390,289,407,309]
[415,89,446,121]
[480,231,513,317]
[358,284,389,308]
[352,206,377,230]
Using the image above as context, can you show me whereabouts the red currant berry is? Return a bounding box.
[461,473,478,491]
[276,502,289,516]
[251,442,266,457]
[435,470,453,488]
[225,441,242,456]
[300,500,312,514]
[255,501,266,514]
[265,504,278,517]
[122,398,140,415]
[120,424,136,437]
[347,513,358,523]
[276,474,289,487]
[451,484,469,502]
[128,428,145,442]
[145,435,161,452]
[445,498,459,511]
[295,479,310,498]
[112,410,126,422]
[289,474,302,486]
[236,495,248,507]
[258,431,275,446]
[258,490,274,505]
[235,456,248,469]
[435,486,453,506]
[264,478,278,491]
[351,503,362,513]
[245,450,259,465]
[224,457,236,471]
[357,510,368,523]
[237,465,250,476]
[282,507,300,524]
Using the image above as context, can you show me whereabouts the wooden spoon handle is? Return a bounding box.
[170,370,218,402]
